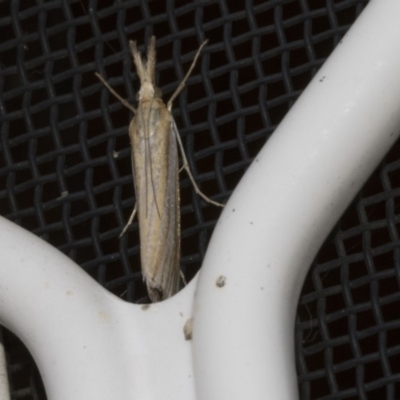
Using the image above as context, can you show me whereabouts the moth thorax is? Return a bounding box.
[139,81,155,102]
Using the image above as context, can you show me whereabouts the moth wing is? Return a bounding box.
[130,103,180,302]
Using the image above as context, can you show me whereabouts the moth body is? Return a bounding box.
[130,94,180,302]
[96,36,223,303]
[129,38,180,302]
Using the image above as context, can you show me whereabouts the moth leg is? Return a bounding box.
[118,202,138,238]
[167,39,209,111]
[180,270,187,286]
[172,121,224,207]
[95,72,136,114]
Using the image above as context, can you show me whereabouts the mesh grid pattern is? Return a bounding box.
[296,139,400,399]
[2,0,400,399]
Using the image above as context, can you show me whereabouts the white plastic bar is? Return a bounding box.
[193,0,400,399]
[0,216,198,400]
[0,329,10,400]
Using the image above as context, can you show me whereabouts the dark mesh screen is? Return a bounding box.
[2,1,400,399]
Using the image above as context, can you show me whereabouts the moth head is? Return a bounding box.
[138,80,155,102]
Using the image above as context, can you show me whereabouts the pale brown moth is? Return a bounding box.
[96,37,223,302]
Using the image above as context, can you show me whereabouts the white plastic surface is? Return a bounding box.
[0,216,198,400]
[0,1,400,399]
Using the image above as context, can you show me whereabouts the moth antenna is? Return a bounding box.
[146,36,157,85]
[129,40,145,83]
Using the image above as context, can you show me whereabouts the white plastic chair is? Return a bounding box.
[1,0,400,398]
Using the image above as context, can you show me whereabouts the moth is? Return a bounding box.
[96,37,223,302]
